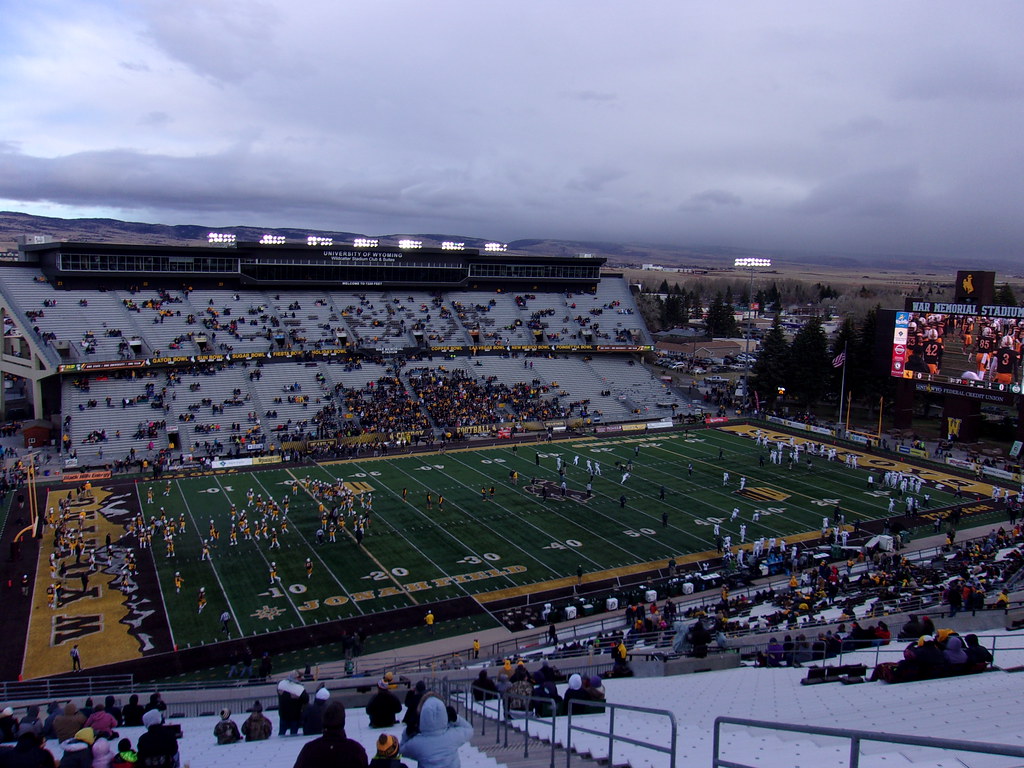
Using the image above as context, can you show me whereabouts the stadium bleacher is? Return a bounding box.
[0,263,669,468]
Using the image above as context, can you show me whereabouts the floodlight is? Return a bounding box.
[441,241,465,250]
[734,258,771,268]
[484,242,507,252]
[399,239,422,249]
[354,238,378,248]
[259,234,286,245]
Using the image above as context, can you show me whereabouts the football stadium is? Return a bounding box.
[1,238,1023,767]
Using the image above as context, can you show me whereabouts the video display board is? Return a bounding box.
[891,301,1024,394]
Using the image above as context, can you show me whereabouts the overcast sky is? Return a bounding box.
[1,1,1022,259]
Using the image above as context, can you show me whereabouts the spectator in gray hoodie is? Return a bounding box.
[400,694,472,768]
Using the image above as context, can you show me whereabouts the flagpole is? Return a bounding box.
[836,343,848,432]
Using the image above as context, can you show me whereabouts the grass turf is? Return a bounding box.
[131,428,967,653]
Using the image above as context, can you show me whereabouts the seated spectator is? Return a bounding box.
[766,637,784,667]
[214,709,241,745]
[370,734,409,768]
[4,732,57,768]
[400,695,472,768]
[84,703,119,739]
[121,696,144,728]
[562,674,601,715]
[103,697,123,727]
[137,709,178,768]
[111,737,137,768]
[144,693,166,715]
[42,703,61,739]
[0,707,19,742]
[366,678,402,728]
[52,702,87,742]
[964,635,994,667]
[531,669,562,717]
[302,687,331,736]
[585,676,606,704]
[93,735,114,768]
[898,614,923,640]
[943,635,968,665]
[58,727,95,768]
[471,670,498,702]
[402,681,427,734]
[241,701,272,742]
[16,705,43,739]
[874,621,891,646]
[293,702,367,768]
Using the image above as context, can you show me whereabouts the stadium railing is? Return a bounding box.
[712,715,1024,768]
[0,674,134,703]
[735,632,1024,669]
[447,679,677,768]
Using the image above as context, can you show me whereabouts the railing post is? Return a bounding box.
[607,704,615,768]
[849,735,861,768]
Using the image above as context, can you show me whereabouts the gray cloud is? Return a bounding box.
[0,1,1022,260]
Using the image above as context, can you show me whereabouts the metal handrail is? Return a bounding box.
[0,674,135,703]
[567,699,676,768]
[446,680,559,768]
[712,715,1024,768]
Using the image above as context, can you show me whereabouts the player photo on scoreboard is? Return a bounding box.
[902,312,1022,386]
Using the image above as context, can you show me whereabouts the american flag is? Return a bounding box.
[832,351,846,368]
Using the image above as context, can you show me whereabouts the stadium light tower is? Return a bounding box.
[734,257,772,407]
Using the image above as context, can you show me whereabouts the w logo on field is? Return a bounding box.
[736,487,790,502]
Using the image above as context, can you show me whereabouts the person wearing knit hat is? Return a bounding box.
[137,708,178,768]
[241,701,273,741]
[58,727,96,768]
[214,708,241,745]
[293,702,367,768]
[302,687,331,736]
[366,677,402,728]
[92,735,114,768]
[563,673,602,715]
[141,709,163,729]
[371,733,409,768]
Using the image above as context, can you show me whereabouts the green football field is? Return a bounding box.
[137,427,965,649]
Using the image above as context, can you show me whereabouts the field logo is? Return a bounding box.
[343,481,374,494]
[736,487,790,502]
[947,417,962,439]
[52,614,104,646]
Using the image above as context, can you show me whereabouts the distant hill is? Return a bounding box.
[0,210,990,272]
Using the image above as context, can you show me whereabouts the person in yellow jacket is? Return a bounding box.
[425,610,435,635]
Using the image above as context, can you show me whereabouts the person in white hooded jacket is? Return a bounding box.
[399,694,472,768]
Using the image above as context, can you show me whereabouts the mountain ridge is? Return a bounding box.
[0,210,998,272]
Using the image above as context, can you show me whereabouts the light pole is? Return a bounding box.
[734,257,772,409]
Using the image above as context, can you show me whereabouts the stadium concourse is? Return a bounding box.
[24,518,1024,768]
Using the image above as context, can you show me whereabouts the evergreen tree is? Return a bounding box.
[855,306,894,416]
[705,292,739,338]
[787,316,831,406]
[751,314,789,407]
[663,294,682,327]
[994,284,1018,306]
